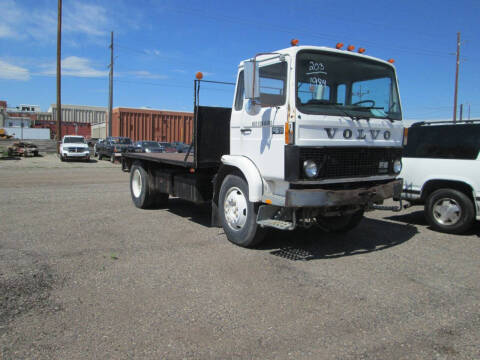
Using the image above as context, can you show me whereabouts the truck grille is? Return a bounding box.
[68,147,87,152]
[299,147,402,179]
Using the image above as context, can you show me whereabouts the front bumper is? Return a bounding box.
[285,179,403,208]
[64,152,90,158]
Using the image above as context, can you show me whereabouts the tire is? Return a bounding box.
[130,164,169,209]
[218,174,266,248]
[98,152,102,160]
[425,188,474,234]
[60,154,65,162]
[320,209,364,233]
[110,154,115,163]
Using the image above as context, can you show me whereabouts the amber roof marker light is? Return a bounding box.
[335,42,344,49]
[195,72,203,80]
[347,45,355,51]
[388,59,395,64]
[358,48,366,54]
[291,39,299,46]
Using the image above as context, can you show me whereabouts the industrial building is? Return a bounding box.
[49,104,107,124]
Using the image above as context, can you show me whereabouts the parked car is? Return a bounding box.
[87,138,101,147]
[96,136,135,162]
[135,141,164,153]
[401,120,480,233]
[8,142,39,157]
[171,141,191,153]
[93,138,104,157]
[59,135,90,162]
[158,142,176,153]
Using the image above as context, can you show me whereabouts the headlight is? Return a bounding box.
[145,148,151,153]
[303,160,319,178]
[393,159,402,174]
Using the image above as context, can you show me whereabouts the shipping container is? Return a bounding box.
[110,108,194,143]
[34,120,91,139]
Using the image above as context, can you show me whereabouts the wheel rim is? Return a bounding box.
[432,197,462,226]
[132,169,142,198]
[223,186,248,231]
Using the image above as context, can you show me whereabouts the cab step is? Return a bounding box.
[257,219,295,231]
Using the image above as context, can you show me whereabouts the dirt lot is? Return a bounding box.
[1,156,479,359]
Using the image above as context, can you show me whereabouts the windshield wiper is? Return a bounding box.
[332,104,370,121]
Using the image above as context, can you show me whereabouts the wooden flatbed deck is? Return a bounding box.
[123,152,194,167]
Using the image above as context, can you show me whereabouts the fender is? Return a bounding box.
[221,155,263,202]
[420,175,477,198]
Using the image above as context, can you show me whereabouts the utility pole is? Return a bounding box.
[453,32,460,123]
[108,31,114,137]
[56,0,62,145]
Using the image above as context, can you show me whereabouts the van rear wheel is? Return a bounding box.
[218,174,266,248]
[425,188,474,234]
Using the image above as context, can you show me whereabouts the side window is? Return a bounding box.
[259,62,287,106]
[234,71,244,111]
[404,125,480,160]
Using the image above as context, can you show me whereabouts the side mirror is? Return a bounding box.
[243,60,260,100]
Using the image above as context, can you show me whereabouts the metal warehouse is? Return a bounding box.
[49,104,107,124]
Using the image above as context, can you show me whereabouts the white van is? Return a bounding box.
[401,121,480,233]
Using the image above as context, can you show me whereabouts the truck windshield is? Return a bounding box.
[64,137,85,144]
[296,50,401,120]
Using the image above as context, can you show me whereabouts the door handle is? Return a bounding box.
[240,128,252,135]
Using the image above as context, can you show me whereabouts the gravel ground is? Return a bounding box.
[0,157,479,359]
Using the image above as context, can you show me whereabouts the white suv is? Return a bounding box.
[401,121,480,233]
[60,135,90,162]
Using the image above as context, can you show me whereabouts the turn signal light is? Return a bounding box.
[388,59,395,64]
[285,122,294,144]
[347,45,355,51]
[358,48,366,54]
[336,42,344,49]
[403,127,408,146]
[291,39,299,46]
[195,72,203,80]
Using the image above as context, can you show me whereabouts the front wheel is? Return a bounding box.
[218,174,266,248]
[425,188,474,234]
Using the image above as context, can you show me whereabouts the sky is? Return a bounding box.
[0,0,479,122]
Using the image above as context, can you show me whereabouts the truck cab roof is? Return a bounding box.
[239,45,396,69]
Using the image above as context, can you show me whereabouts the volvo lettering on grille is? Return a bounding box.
[324,128,391,140]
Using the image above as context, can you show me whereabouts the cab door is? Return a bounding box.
[230,60,289,181]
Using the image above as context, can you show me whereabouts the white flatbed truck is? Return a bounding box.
[122,42,404,247]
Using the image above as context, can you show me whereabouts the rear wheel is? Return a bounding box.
[130,164,168,209]
[218,174,266,248]
[425,188,474,234]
